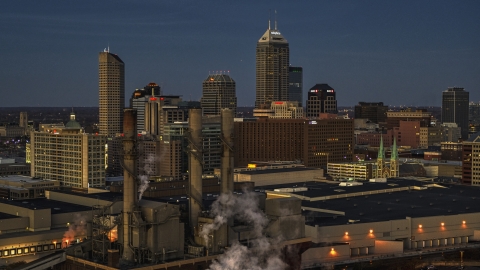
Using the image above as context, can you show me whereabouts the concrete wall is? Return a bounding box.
[301,244,351,269]
[306,219,410,248]
[235,169,323,186]
[0,228,65,251]
[46,191,122,214]
[51,210,93,229]
[0,202,51,231]
[373,240,403,255]
[0,217,29,233]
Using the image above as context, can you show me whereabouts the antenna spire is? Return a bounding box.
[268,10,271,30]
[275,10,277,30]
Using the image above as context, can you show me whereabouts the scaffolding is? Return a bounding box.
[91,200,120,262]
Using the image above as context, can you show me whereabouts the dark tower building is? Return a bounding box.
[306,84,337,118]
[288,66,303,107]
[99,50,125,137]
[255,18,289,108]
[200,74,237,116]
[442,87,469,139]
[354,102,388,124]
[129,83,162,132]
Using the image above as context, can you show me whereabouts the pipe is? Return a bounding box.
[122,109,137,262]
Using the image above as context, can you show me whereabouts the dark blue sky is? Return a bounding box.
[1,0,479,107]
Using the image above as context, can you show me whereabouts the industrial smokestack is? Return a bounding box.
[188,109,203,238]
[218,108,235,247]
[122,109,137,261]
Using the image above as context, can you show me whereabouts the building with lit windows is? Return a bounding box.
[306,84,337,118]
[288,66,303,106]
[255,20,289,108]
[234,118,353,168]
[442,87,469,139]
[30,113,106,188]
[462,131,480,185]
[201,74,237,116]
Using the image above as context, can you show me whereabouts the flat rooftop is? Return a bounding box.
[0,198,92,214]
[0,175,57,184]
[237,167,319,175]
[52,189,123,202]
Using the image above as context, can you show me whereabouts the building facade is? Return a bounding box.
[306,84,337,118]
[234,118,354,168]
[98,50,124,137]
[288,66,303,106]
[30,128,106,188]
[354,102,388,124]
[200,74,237,116]
[462,132,480,185]
[442,87,469,139]
[255,23,289,108]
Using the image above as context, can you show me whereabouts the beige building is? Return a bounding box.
[0,175,60,200]
[30,118,106,188]
[327,162,374,180]
[253,101,304,119]
[419,126,442,148]
[462,131,480,185]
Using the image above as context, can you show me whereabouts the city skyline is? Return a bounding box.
[1,1,479,107]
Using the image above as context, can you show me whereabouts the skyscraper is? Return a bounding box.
[442,87,469,139]
[98,50,125,136]
[306,84,337,118]
[200,74,237,116]
[255,19,289,108]
[288,66,303,106]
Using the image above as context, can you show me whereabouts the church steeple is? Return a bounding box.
[378,136,385,160]
[391,137,398,160]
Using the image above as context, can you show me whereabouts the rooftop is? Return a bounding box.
[236,167,319,175]
[0,198,92,214]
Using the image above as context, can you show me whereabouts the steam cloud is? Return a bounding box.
[138,154,155,200]
[201,190,286,270]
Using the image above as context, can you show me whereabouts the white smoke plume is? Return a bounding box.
[138,154,155,200]
[201,190,287,270]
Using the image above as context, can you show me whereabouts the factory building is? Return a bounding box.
[0,175,60,200]
[259,178,480,268]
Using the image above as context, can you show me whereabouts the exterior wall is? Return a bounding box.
[51,210,94,229]
[304,212,480,265]
[327,162,373,180]
[354,102,388,124]
[234,118,354,168]
[356,131,393,148]
[420,126,442,148]
[201,74,237,116]
[386,110,432,129]
[394,121,420,148]
[0,203,51,231]
[98,52,124,137]
[462,139,480,185]
[301,244,351,268]
[0,217,29,233]
[31,130,106,188]
[235,169,323,186]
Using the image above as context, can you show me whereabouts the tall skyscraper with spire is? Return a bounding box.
[99,49,125,175]
[99,49,125,136]
[255,14,289,108]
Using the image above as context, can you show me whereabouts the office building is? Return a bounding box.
[252,101,304,119]
[386,109,432,130]
[98,50,124,137]
[442,87,469,139]
[30,113,106,188]
[234,118,353,168]
[144,95,185,136]
[129,83,161,132]
[201,74,237,116]
[255,20,289,108]
[462,131,480,185]
[419,126,442,148]
[440,123,461,142]
[306,84,337,118]
[98,50,124,176]
[354,102,388,124]
[288,66,303,106]
[470,102,480,125]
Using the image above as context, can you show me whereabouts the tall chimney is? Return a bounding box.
[218,108,234,247]
[122,109,137,261]
[188,109,203,237]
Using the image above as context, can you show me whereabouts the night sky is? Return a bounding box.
[1,0,479,107]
